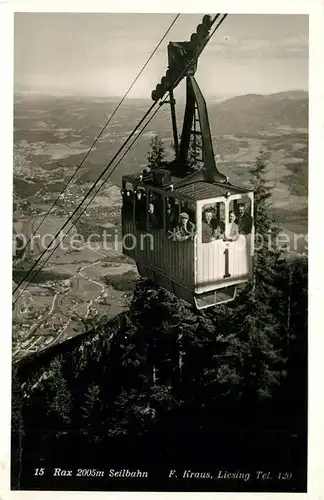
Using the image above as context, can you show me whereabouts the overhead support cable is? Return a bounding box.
[13,14,181,265]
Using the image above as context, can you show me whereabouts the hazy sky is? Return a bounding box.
[14,13,308,98]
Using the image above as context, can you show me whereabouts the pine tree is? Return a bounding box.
[187,135,203,173]
[80,383,103,443]
[275,255,307,344]
[80,383,101,423]
[170,134,181,158]
[249,150,284,302]
[147,134,165,170]
[45,356,72,428]
[109,388,156,436]
[171,134,203,175]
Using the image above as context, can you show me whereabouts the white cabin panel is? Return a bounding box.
[195,236,252,293]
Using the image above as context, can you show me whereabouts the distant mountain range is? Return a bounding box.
[209,90,308,135]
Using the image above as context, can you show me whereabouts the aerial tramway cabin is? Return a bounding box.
[121,14,254,309]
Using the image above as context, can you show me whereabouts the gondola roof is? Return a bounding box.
[174,181,249,201]
[122,172,250,202]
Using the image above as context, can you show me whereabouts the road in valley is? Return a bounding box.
[13,256,108,361]
[13,229,132,361]
[77,259,105,317]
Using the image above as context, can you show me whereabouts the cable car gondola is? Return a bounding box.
[121,15,254,309]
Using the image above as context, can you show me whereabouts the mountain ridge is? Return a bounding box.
[209,90,308,135]
[14,89,308,102]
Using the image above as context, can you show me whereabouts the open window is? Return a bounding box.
[147,190,163,231]
[167,197,196,243]
[121,181,134,218]
[165,196,179,233]
[134,186,147,230]
[229,194,253,235]
[201,200,225,243]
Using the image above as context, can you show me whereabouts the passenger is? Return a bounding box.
[237,203,253,235]
[166,203,177,231]
[135,189,144,201]
[148,202,154,213]
[202,209,214,243]
[122,189,133,217]
[174,212,195,241]
[224,210,239,242]
[147,202,159,230]
[125,189,133,201]
[201,209,223,243]
[135,189,146,229]
[213,218,225,240]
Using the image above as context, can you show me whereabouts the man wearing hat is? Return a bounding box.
[174,212,195,241]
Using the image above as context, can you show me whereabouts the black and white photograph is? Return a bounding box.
[7,5,315,493]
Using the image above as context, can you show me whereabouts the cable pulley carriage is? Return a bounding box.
[121,14,254,309]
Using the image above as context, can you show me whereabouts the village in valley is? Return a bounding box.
[13,168,137,361]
